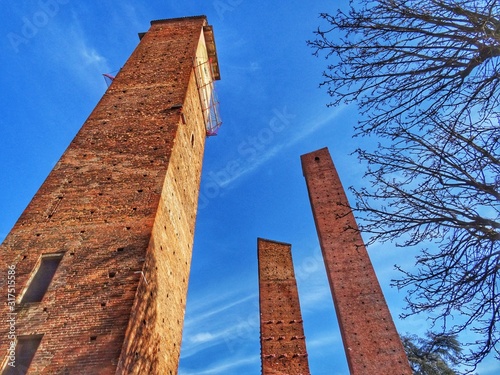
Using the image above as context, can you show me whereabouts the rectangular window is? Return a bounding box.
[20,253,64,303]
[2,335,43,375]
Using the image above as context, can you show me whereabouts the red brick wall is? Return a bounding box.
[258,238,311,375]
[0,16,211,375]
[301,148,412,375]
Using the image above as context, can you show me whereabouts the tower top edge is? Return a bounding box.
[150,15,207,26]
[257,237,292,247]
[145,15,220,80]
[300,146,330,160]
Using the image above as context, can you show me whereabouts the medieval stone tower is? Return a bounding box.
[0,16,220,375]
[301,148,412,375]
[258,238,311,375]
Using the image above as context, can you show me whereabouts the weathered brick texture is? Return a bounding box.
[0,16,219,375]
[258,238,311,375]
[301,148,412,375]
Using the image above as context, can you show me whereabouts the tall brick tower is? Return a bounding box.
[301,148,412,375]
[258,238,311,375]
[0,16,220,375]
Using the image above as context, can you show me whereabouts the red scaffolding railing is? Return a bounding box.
[193,58,222,137]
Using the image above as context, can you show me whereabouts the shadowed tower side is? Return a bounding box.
[301,147,412,375]
[0,16,220,375]
[258,238,311,375]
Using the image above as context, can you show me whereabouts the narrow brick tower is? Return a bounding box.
[0,16,220,375]
[301,148,412,375]
[258,238,311,375]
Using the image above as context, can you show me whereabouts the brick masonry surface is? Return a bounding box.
[301,147,412,375]
[0,16,214,375]
[258,238,311,375]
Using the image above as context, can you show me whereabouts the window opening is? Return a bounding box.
[20,254,64,303]
[1,335,43,375]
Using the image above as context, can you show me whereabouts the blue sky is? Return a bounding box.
[0,1,498,374]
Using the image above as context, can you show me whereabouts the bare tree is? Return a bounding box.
[308,0,500,368]
[309,0,500,135]
[352,112,500,369]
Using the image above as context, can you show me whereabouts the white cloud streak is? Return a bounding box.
[183,291,256,329]
[179,355,260,375]
[180,288,259,361]
[38,10,111,95]
[217,105,349,189]
[307,331,341,350]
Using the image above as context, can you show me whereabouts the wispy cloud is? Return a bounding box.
[183,291,256,329]
[113,3,146,33]
[180,288,259,360]
[220,105,349,188]
[40,11,111,95]
[181,317,259,360]
[181,325,237,359]
[307,331,341,350]
[189,332,216,344]
[180,355,259,375]
[79,45,106,66]
[299,284,330,312]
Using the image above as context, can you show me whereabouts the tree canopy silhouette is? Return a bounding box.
[309,0,500,368]
[402,332,462,375]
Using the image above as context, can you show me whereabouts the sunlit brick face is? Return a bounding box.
[258,238,311,375]
[0,16,220,375]
[301,147,412,375]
